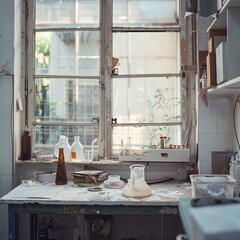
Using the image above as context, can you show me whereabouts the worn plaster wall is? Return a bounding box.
[0,0,23,239]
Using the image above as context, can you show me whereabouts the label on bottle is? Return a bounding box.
[71,152,77,159]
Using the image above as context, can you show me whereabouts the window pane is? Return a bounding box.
[34,78,99,122]
[113,32,179,75]
[34,125,98,156]
[112,125,181,154]
[36,0,100,27]
[112,77,181,123]
[113,0,178,27]
[35,31,100,76]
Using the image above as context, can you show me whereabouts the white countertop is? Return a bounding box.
[0,180,191,206]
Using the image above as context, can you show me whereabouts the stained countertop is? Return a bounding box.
[0,179,191,206]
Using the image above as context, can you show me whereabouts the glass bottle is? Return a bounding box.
[200,69,207,89]
[71,136,84,160]
[55,148,67,185]
[20,126,32,160]
[62,137,71,162]
[54,135,66,158]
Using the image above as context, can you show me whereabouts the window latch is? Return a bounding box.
[112,118,117,124]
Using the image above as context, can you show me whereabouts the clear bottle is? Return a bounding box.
[62,137,71,162]
[200,69,207,89]
[20,126,32,160]
[54,135,66,158]
[71,136,84,160]
[55,148,67,185]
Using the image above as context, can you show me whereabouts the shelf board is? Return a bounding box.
[207,75,240,96]
[207,0,240,32]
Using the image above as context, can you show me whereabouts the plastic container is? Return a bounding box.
[190,174,237,198]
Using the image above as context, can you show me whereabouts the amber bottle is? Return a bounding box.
[20,126,32,160]
[55,148,67,185]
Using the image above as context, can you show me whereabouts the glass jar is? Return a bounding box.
[104,175,125,189]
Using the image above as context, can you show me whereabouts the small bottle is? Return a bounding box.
[160,136,167,149]
[55,148,67,185]
[47,217,54,240]
[62,137,71,162]
[54,135,66,158]
[70,136,84,160]
[20,126,32,160]
[200,69,207,89]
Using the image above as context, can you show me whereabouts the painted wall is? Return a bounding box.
[0,0,23,239]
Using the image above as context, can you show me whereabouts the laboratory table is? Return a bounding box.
[0,180,191,240]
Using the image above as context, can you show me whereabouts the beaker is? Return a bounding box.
[122,164,151,198]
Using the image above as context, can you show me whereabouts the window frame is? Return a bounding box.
[25,0,190,160]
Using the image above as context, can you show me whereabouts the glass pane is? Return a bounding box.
[113,0,178,27]
[36,0,100,27]
[113,32,179,75]
[35,31,100,76]
[34,125,98,157]
[112,125,181,154]
[112,77,181,123]
[34,78,99,122]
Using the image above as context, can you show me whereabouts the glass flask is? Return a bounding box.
[62,137,71,162]
[71,136,84,160]
[54,135,66,158]
[122,164,151,198]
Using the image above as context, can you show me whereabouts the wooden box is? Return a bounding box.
[206,52,216,87]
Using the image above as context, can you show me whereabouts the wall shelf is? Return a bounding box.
[207,75,240,96]
[207,0,240,31]
[206,0,240,96]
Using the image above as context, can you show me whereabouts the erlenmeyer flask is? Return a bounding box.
[122,164,151,198]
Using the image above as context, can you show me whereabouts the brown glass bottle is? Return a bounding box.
[20,126,32,160]
[55,148,67,185]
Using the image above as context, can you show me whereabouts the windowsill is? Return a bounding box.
[16,159,132,166]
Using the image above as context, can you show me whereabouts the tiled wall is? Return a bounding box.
[198,97,234,173]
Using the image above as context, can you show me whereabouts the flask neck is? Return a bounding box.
[74,136,80,142]
[58,148,65,162]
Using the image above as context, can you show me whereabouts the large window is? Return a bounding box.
[26,0,188,160]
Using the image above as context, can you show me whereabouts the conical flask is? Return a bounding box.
[122,164,151,198]
[55,148,67,185]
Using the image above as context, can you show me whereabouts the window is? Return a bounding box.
[26,0,188,160]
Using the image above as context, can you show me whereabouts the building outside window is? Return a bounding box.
[26,0,189,160]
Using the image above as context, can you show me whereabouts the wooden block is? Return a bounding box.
[206,52,216,88]
[208,35,227,53]
[209,29,227,38]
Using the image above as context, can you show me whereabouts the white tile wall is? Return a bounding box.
[198,96,233,174]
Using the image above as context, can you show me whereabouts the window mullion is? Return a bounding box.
[27,0,35,145]
[100,0,113,159]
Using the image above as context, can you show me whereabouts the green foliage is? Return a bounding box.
[146,87,181,148]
